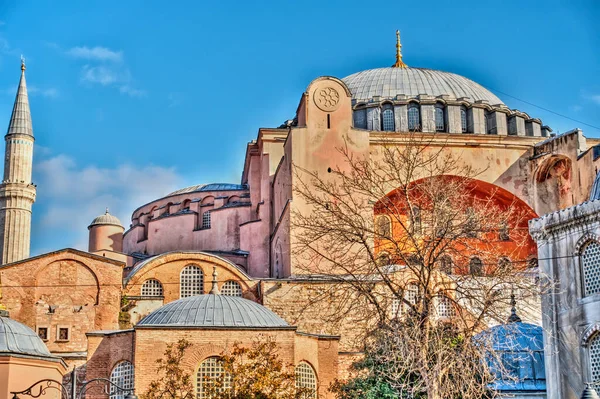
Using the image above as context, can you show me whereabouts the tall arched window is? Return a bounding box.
[381,104,395,131]
[197,357,230,398]
[109,361,134,399]
[353,107,367,129]
[221,281,243,297]
[589,333,600,383]
[498,257,512,272]
[202,211,211,229]
[435,103,445,132]
[376,215,391,237]
[408,104,421,131]
[296,361,317,399]
[438,255,453,274]
[581,241,600,297]
[460,106,468,133]
[470,257,484,276]
[436,294,455,318]
[180,265,204,298]
[141,279,164,297]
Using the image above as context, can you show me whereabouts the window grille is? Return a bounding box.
[197,357,230,398]
[353,108,367,129]
[404,284,419,314]
[470,257,484,276]
[435,105,445,132]
[582,241,600,297]
[221,281,243,297]
[376,215,391,237]
[180,265,204,298]
[590,333,600,383]
[381,105,395,131]
[202,211,211,229]
[436,295,455,318]
[408,105,420,131]
[295,362,317,399]
[141,279,163,297]
[499,221,510,241]
[460,106,468,133]
[110,361,134,399]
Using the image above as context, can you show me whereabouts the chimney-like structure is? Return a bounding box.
[0,58,36,264]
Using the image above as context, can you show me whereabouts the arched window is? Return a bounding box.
[589,333,600,383]
[180,265,204,298]
[296,361,317,399]
[438,255,453,274]
[197,357,230,398]
[410,206,422,235]
[375,215,391,237]
[498,257,512,272]
[485,111,494,134]
[582,241,600,297]
[392,283,419,318]
[460,106,468,133]
[202,211,211,229]
[381,104,395,131]
[470,257,484,276]
[182,199,191,211]
[221,281,243,297]
[109,361,134,399]
[408,104,421,131]
[377,251,391,266]
[436,294,455,318]
[353,107,367,129]
[141,279,163,297]
[434,103,445,132]
[465,207,479,238]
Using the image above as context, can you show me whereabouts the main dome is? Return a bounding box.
[342,67,503,105]
[136,295,290,329]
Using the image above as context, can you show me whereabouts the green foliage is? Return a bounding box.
[142,339,195,399]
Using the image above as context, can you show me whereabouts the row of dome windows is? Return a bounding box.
[109,358,317,399]
[138,265,243,298]
[354,103,542,135]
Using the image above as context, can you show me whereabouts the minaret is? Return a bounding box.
[0,58,36,264]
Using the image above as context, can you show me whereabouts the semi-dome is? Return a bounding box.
[342,67,503,105]
[136,294,290,329]
[88,209,123,229]
[0,313,53,357]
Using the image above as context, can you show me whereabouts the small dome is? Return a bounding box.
[0,314,52,357]
[476,322,546,392]
[342,67,503,104]
[136,295,290,329]
[88,208,123,229]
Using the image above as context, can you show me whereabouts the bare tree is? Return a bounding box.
[292,133,541,398]
[143,339,195,399]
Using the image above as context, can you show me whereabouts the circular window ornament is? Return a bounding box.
[314,87,340,112]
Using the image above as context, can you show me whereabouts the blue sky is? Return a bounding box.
[0,0,598,254]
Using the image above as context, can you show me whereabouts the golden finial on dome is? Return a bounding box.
[392,30,407,68]
[20,55,26,72]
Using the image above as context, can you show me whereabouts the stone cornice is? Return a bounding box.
[529,200,600,242]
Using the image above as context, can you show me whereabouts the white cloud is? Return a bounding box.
[81,65,120,86]
[120,85,147,98]
[590,95,600,106]
[34,154,185,247]
[66,46,123,63]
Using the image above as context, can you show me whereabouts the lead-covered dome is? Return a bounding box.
[342,67,503,104]
[136,295,290,329]
[0,313,52,357]
[88,209,123,229]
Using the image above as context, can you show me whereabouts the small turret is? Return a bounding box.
[88,208,124,253]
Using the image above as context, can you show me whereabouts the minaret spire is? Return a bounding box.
[392,30,407,68]
[507,292,522,323]
[0,59,37,264]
